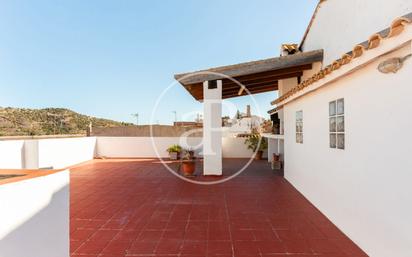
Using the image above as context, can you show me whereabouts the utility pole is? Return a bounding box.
[172,111,177,123]
[131,113,139,125]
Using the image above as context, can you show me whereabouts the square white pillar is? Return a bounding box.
[203,80,222,176]
[267,138,277,163]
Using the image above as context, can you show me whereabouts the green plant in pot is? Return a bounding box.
[244,129,268,160]
[185,148,195,159]
[166,144,182,160]
[181,149,196,176]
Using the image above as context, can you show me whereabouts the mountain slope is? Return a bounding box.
[0,107,133,136]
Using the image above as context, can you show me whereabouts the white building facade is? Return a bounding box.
[272,1,412,256]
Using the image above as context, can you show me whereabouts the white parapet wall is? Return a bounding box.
[0,170,70,257]
[0,137,96,169]
[96,137,203,158]
[222,137,268,159]
[0,136,264,169]
[0,140,25,169]
[36,137,96,169]
[96,136,262,159]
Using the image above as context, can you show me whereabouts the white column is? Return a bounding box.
[203,80,222,176]
[23,140,39,169]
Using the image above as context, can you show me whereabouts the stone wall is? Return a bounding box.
[91,125,202,137]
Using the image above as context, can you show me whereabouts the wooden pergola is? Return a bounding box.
[174,50,323,176]
[175,50,323,101]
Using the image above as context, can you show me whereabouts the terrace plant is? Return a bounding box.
[166,144,182,160]
[180,149,196,176]
[244,129,268,160]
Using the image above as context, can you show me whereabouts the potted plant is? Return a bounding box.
[166,144,182,160]
[181,150,196,176]
[244,129,268,160]
[186,148,195,159]
[271,153,282,170]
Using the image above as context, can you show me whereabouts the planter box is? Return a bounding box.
[169,152,179,160]
[271,160,282,170]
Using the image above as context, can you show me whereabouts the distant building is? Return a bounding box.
[222,105,265,136]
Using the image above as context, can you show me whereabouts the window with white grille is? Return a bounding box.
[329,99,345,149]
[296,110,303,144]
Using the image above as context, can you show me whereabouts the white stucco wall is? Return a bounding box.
[0,140,24,169]
[222,137,267,159]
[96,137,203,158]
[0,137,96,169]
[37,137,96,169]
[302,0,412,64]
[283,45,412,257]
[0,170,70,257]
[0,136,260,170]
[96,136,259,159]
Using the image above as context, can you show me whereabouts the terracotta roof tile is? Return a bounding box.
[272,12,412,106]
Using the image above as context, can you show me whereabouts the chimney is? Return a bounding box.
[246,105,251,117]
[280,44,299,56]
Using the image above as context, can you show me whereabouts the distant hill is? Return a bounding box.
[0,107,133,136]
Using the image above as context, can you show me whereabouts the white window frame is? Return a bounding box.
[329,98,345,150]
[296,110,303,144]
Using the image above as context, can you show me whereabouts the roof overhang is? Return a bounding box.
[174,50,323,101]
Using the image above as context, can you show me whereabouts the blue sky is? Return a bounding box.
[0,0,317,124]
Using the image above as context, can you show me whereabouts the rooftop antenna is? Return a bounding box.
[172,111,177,123]
[131,113,139,125]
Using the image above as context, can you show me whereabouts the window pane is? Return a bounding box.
[296,111,303,121]
[330,134,337,148]
[337,98,344,115]
[329,101,336,116]
[336,116,345,132]
[297,122,303,133]
[296,133,302,143]
[337,134,345,149]
[329,117,336,132]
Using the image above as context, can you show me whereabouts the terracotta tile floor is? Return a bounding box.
[70,158,367,257]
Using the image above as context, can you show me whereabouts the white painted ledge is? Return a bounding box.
[262,133,285,140]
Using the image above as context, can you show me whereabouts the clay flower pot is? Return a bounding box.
[181,160,196,176]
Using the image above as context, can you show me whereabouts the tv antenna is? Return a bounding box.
[172,111,177,122]
[131,113,139,125]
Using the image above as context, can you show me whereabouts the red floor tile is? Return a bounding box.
[155,239,183,254]
[69,158,367,257]
[181,240,207,255]
[207,241,233,255]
